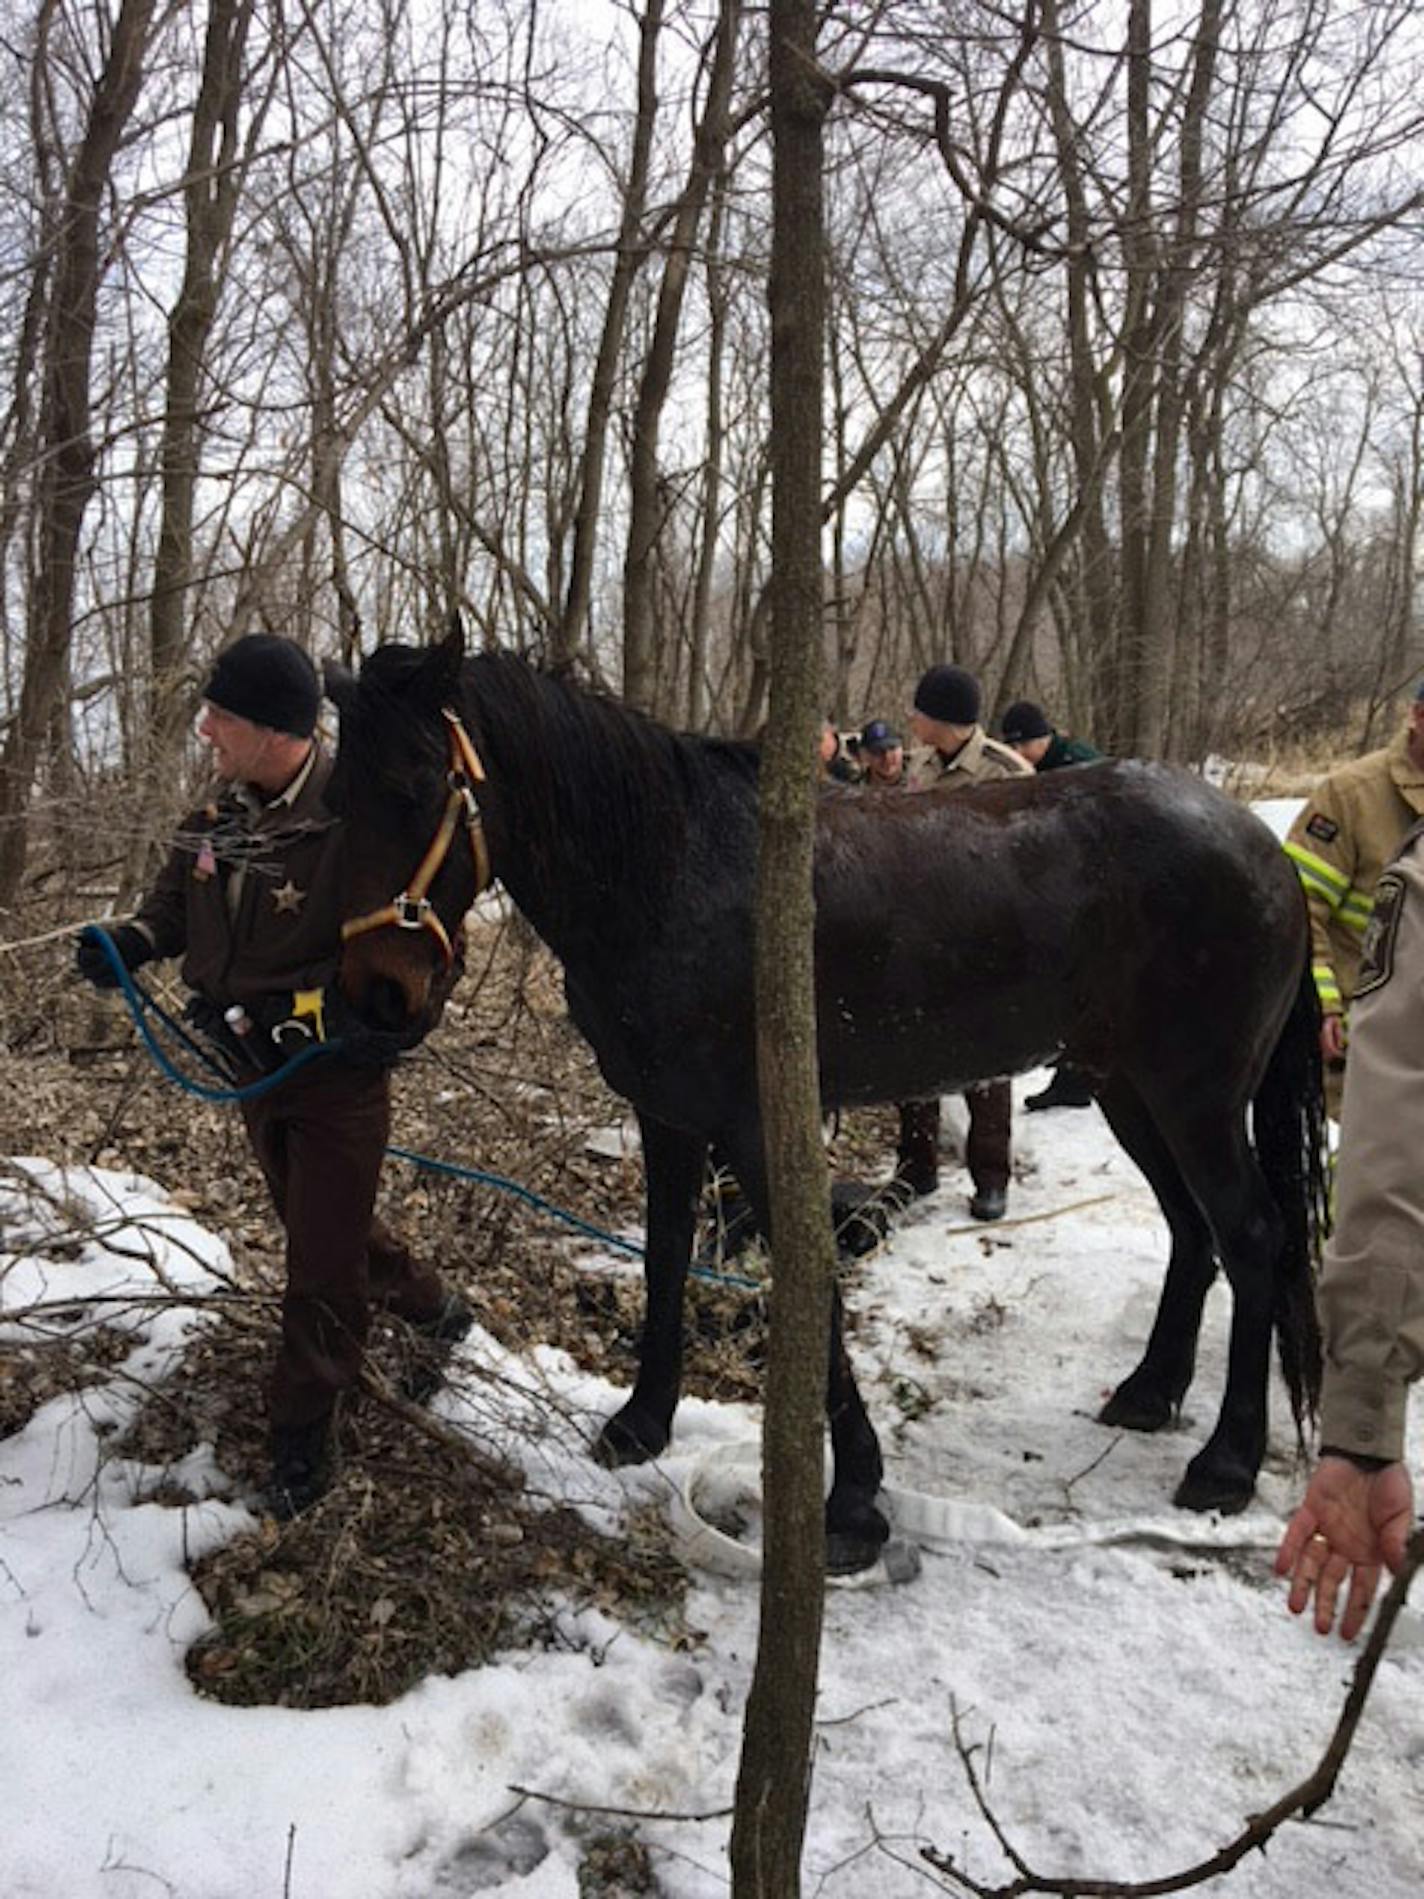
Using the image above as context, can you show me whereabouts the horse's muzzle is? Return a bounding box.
[339,933,444,1044]
[357,972,430,1038]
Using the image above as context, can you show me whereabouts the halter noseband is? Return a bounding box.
[340,708,493,969]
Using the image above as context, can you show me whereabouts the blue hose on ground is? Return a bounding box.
[77,924,761,1285]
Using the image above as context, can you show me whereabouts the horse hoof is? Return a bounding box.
[1173,1465,1254,1515]
[825,1491,890,1573]
[593,1409,667,1469]
[825,1530,888,1576]
[1099,1380,1175,1433]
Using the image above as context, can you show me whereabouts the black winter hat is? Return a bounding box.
[202,634,320,738]
[1000,699,1053,744]
[913,664,981,727]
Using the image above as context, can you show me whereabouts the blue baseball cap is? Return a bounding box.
[859,719,902,754]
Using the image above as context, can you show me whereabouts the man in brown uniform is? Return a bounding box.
[894,663,1033,1221]
[1275,822,1424,1639]
[76,634,470,1518]
[1283,683,1424,1114]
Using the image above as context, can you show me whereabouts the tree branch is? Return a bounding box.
[923,1527,1424,1897]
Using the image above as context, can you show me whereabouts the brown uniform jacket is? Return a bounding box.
[904,725,1033,792]
[1283,727,1424,1019]
[132,746,348,1015]
[1317,822,1424,1462]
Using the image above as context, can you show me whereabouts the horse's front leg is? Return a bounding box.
[595,1112,706,1468]
[825,1285,890,1573]
[718,1124,890,1573]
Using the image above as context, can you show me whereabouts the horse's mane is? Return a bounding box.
[348,644,760,933]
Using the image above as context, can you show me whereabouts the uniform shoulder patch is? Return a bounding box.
[1354,869,1405,998]
[1305,812,1339,844]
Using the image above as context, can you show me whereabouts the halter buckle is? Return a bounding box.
[448,769,479,824]
[393,893,434,930]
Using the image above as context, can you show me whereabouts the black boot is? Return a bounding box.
[1024,1065,1095,1111]
[401,1292,475,1403]
[266,1413,335,1521]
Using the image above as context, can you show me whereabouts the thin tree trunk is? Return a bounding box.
[687,169,731,730]
[0,0,158,910]
[730,2,832,1892]
[116,0,257,907]
[557,0,664,670]
[622,0,741,710]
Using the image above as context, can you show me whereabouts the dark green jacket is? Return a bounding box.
[1040,732,1103,771]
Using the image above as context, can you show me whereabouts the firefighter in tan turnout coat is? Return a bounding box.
[894,664,1032,1223]
[1275,820,1424,1640]
[1283,684,1424,1113]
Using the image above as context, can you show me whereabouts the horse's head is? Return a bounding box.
[324,623,492,1042]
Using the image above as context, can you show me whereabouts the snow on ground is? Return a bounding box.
[3,1062,1421,1899]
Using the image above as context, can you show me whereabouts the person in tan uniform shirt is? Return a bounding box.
[894,664,1033,1222]
[1283,685,1424,1113]
[1275,822,1424,1639]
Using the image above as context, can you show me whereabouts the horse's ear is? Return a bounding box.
[426,614,466,701]
[322,657,357,718]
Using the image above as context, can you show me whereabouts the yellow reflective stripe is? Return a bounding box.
[1283,839,1348,908]
[1312,962,1343,1009]
[1338,889,1374,932]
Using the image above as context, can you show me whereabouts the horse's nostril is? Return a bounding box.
[364,976,413,1033]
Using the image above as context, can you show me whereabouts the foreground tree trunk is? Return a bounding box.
[729,3,832,1893]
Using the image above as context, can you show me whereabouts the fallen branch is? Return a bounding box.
[923,1526,1424,1897]
[507,1782,732,1824]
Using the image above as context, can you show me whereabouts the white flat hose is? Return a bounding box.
[669,1441,1284,1587]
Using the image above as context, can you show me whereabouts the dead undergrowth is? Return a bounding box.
[0,898,895,1717]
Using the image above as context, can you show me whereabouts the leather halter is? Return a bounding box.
[340,709,493,970]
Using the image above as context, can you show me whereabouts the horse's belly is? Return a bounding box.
[819,995,1062,1107]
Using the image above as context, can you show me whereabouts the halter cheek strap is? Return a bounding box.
[340,709,493,969]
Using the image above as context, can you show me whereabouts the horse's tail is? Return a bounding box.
[1252,954,1329,1443]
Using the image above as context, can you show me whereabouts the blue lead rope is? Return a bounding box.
[77,926,333,1103]
[76,925,762,1279]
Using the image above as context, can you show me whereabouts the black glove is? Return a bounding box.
[75,923,151,990]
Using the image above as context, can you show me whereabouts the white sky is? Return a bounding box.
[3,805,1422,1899]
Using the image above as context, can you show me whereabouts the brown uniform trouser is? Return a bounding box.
[896,1082,1012,1197]
[241,1060,448,1430]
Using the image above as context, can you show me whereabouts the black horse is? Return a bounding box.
[325,630,1327,1572]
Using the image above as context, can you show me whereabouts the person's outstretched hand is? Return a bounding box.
[1275,1455,1414,1640]
[74,923,150,991]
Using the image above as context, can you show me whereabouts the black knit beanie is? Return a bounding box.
[202,635,320,738]
[1000,699,1052,744]
[913,664,981,727]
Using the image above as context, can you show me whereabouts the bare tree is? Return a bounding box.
[730,0,834,1891]
[0,0,163,910]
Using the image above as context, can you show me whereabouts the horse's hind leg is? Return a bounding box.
[1165,1124,1283,1513]
[595,1113,706,1468]
[1110,1082,1284,1513]
[1095,1078,1218,1434]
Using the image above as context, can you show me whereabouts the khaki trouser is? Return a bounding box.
[1317,828,1424,1460]
[242,1060,448,1429]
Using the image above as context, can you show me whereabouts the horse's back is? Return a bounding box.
[813,759,1303,1105]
